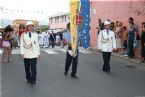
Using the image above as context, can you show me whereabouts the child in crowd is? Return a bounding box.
[122,26,128,56]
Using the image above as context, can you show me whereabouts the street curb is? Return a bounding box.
[88,47,145,65]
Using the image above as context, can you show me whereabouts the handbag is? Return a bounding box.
[133,38,138,48]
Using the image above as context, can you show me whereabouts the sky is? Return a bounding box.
[0,0,69,20]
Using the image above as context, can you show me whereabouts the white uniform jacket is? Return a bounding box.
[20,32,40,58]
[98,29,116,52]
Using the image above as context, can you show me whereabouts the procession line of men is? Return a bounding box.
[38,31,57,48]
[20,20,116,86]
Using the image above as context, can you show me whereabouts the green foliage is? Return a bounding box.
[37,25,49,32]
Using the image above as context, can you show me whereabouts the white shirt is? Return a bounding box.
[98,29,116,52]
[20,32,40,58]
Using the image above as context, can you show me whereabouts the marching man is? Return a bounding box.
[63,23,79,79]
[98,20,117,73]
[20,21,40,85]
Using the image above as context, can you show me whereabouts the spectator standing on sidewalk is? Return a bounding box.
[114,21,119,30]
[20,21,40,85]
[122,26,128,56]
[128,17,138,31]
[115,21,123,53]
[128,17,140,41]
[140,22,145,63]
[98,20,117,73]
[97,19,104,35]
[128,22,137,59]
[110,22,115,31]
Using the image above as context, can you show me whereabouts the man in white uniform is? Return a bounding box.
[98,20,117,73]
[56,35,60,46]
[20,21,40,85]
[42,31,49,48]
[38,32,44,48]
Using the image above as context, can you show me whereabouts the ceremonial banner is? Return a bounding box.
[78,0,90,49]
[69,0,79,56]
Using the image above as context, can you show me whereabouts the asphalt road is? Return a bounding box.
[1,48,145,97]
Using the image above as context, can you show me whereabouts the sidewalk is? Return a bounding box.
[88,47,145,70]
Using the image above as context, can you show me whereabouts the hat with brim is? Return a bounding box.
[26,21,34,26]
[104,20,110,25]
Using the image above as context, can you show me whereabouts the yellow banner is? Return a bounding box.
[69,0,79,57]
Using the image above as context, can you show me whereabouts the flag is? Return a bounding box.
[78,0,90,49]
[69,0,79,57]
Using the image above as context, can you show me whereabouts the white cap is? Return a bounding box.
[104,20,110,25]
[26,21,34,26]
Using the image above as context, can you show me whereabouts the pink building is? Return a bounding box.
[90,0,145,58]
[49,13,69,33]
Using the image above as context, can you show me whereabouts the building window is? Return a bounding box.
[50,18,53,24]
[53,18,55,23]
[92,8,96,14]
[59,16,61,23]
[56,17,59,23]
[55,17,57,23]
[64,15,66,22]
[55,17,59,23]
[62,16,64,23]
[58,16,62,23]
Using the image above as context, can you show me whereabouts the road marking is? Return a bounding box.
[0,48,92,55]
[55,49,92,54]
[0,49,20,55]
[43,50,58,54]
[58,49,66,53]
[79,49,92,54]
[12,49,20,54]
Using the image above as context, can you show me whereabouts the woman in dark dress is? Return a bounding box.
[141,23,145,63]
